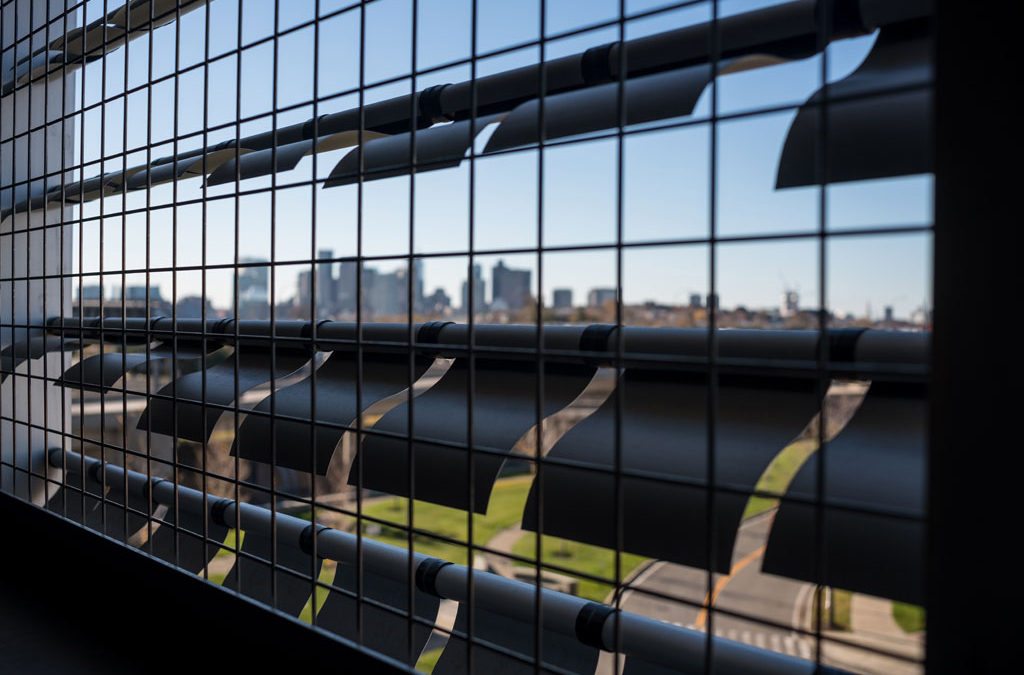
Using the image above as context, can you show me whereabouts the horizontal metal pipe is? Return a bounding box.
[1,0,209,96]
[51,448,841,674]
[44,316,929,376]
[11,0,933,210]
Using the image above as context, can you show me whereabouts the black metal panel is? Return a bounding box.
[764,392,927,603]
[234,351,429,474]
[353,359,595,513]
[528,370,819,572]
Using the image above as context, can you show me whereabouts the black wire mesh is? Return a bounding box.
[1,1,933,673]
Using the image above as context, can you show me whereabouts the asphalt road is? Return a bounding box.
[619,512,815,660]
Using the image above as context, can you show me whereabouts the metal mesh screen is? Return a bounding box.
[1,1,933,673]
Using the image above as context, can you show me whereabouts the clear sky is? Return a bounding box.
[69,0,932,320]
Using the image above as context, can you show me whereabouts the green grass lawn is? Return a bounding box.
[827,588,853,631]
[359,475,647,602]
[743,439,817,520]
[892,602,926,633]
[200,480,533,623]
[357,475,534,565]
[510,533,648,602]
[201,529,241,586]
[415,647,444,673]
[825,591,925,634]
[202,476,649,642]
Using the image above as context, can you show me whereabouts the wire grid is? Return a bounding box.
[0,1,933,673]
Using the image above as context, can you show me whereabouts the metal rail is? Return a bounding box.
[43,316,928,378]
[49,447,845,675]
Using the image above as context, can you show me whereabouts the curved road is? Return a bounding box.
[619,512,815,660]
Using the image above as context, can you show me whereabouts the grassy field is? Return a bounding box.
[824,591,925,635]
[511,533,648,602]
[827,588,853,631]
[357,475,534,564]
[205,529,240,586]
[359,474,649,603]
[416,647,444,673]
[743,438,818,520]
[203,476,649,635]
[892,602,926,633]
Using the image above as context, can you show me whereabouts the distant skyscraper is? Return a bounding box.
[588,287,617,308]
[124,285,161,302]
[238,257,270,319]
[552,288,573,310]
[316,249,336,312]
[884,305,894,322]
[363,266,406,317]
[412,258,425,312]
[176,295,214,319]
[336,262,358,313]
[424,287,452,315]
[296,269,313,313]
[689,293,703,309]
[80,284,169,318]
[461,264,486,315]
[492,260,532,311]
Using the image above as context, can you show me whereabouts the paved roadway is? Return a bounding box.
[619,512,816,661]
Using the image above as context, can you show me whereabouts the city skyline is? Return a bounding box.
[73,252,930,328]
[62,0,932,324]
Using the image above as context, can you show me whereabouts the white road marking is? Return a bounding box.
[791,583,815,632]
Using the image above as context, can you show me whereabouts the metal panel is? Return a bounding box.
[137,345,311,442]
[353,359,595,513]
[776,22,932,187]
[763,391,927,604]
[528,371,819,571]
[234,351,429,474]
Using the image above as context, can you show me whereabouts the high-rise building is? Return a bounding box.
[296,269,313,313]
[884,305,895,322]
[588,287,617,308]
[552,288,573,310]
[75,284,170,318]
[123,285,162,302]
[492,260,531,310]
[412,258,425,312]
[461,264,486,315]
[363,267,406,317]
[238,257,270,319]
[317,249,337,313]
[689,293,703,309]
[176,295,215,319]
[336,262,358,313]
[424,287,452,315]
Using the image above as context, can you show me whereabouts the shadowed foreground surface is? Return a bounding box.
[0,490,401,675]
[0,577,137,675]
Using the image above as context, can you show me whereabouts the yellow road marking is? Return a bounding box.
[693,544,767,629]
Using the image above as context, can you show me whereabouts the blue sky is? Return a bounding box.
[69,0,932,319]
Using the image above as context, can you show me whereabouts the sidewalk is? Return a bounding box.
[480,521,526,577]
[821,594,924,674]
